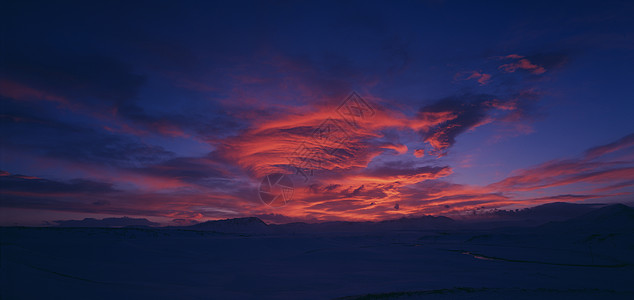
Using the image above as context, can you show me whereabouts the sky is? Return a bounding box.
[1,0,634,226]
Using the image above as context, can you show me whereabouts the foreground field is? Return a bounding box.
[2,204,633,299]
[1,228,632,299]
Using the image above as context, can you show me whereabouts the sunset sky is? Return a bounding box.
[1,0,633,225]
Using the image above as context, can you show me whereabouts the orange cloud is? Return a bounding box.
[217,96,456,178]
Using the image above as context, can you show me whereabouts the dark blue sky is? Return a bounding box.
[1,0,633,225]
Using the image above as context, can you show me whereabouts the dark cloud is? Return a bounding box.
[1,108,174,167]
[115,102,245,139]
[0,39,241,140]
[1,45,145,106]
[0,171,236,220]
[523,52,569,71]
[419,94,493,155]
[130,157,223,181]
[495,52,569,78]
[126,154,248,191]
[341,184,388,199]
[418,90,541,155]
[0,172,116,194]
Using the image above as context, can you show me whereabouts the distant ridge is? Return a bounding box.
[176,203,634,234]
[540,203,634,232]
[46,203,633,233]
[491,202,601,220]
[452,201,608,229]
[180,215,456,234]
[54,217,160,228]
[572,203,634,222]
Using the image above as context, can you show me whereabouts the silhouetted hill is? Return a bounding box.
[540,203,634,232]
[182,215,456,234]
[174,203,634,234]
[572,203,634,222]
[492,202,599,220]
[459,202,606,228]
[54,217,159,228]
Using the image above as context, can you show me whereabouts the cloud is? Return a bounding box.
[130,156,224,182]
[585,133,634,159]
[0,41,244,141]
[2,132,632,224]
[4,90,623,224]
[499,58,546,74]
[525,194,610,202]
[1,108,174,168]
[524,52,569,71]
[0,172,117,195]
[418,89,543,155]
[497,53,567,75]
[489,132,634,192]
[350,161,452,185]
[2,0,625,227]
[216,94,455,178]
[0,79,69,106]
[0,36,609,225]
[0,170,245,222]
[397,180,509,212]
[489,160,631,192]
[0,44,145,107]
[386,133,634,216]
[455,71,491,85]
[418,94,496,155]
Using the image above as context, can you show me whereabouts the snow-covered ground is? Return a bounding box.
[1,204,633,299]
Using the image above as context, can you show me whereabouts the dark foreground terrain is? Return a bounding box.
[2,204,634,299]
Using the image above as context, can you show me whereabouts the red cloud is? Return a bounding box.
[455,71,492,85]
[499,58,546,75]
[4,129,632,223]
[0,79,69,106]
[489,132,634,193]
[585,133,634,159]
[217,97,456,178]
[3,77,631,224]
